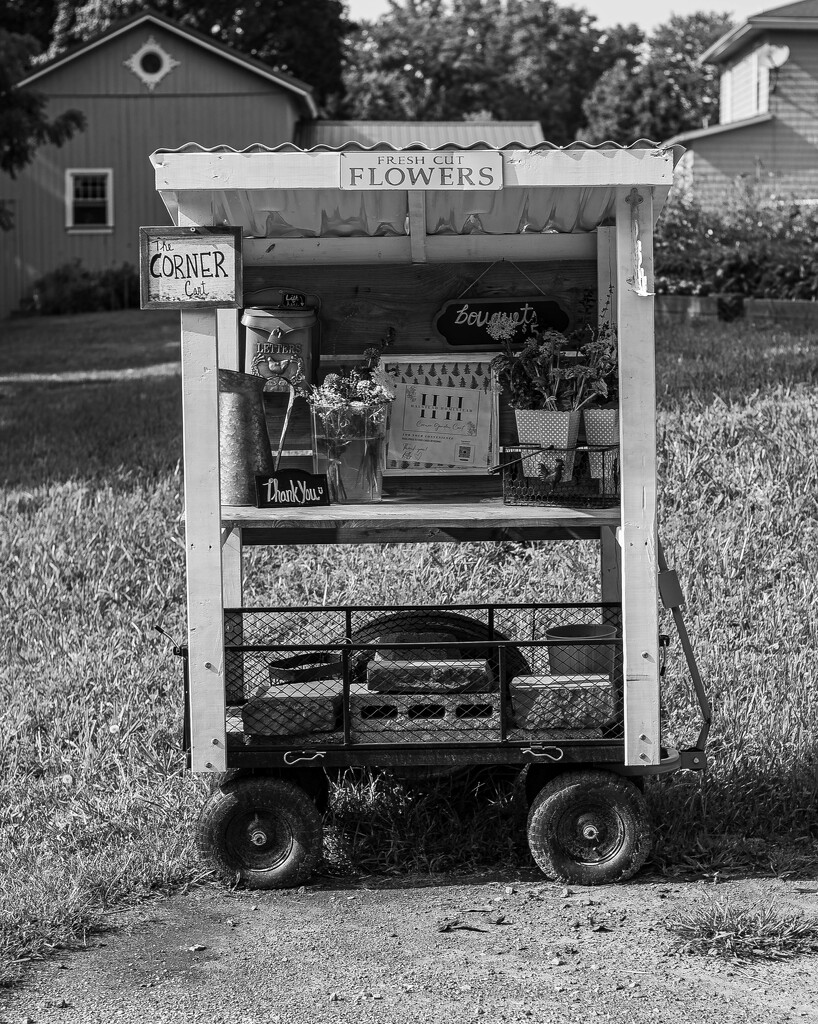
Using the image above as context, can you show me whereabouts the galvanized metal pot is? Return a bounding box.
[218,369,275,505]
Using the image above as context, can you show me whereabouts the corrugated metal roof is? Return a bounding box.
[295,120,546,149]
[152,139,668,155]
[150,140,681,237]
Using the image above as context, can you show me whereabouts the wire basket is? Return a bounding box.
[498,444,620,507]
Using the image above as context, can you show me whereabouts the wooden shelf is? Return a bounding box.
[222,498,618,545]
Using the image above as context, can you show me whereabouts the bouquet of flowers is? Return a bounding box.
[301,347,395,502]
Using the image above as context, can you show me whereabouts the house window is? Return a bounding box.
[725,50,771,123]
[65,169,113,231]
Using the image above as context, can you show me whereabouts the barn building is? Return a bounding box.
[1,11,545,320]
[0,11,316,320]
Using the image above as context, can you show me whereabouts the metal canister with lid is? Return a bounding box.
[241,289,320,392]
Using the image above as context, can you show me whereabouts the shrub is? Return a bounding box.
[18,259,140,316]
[655,181,818,300]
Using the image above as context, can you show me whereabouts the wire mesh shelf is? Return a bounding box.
[224,603,623,749]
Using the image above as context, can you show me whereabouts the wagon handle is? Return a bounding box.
[154,623,185,657]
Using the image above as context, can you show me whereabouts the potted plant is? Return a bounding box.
[301,347,395,503]
[570,319,619,479]
[491,326,610,479]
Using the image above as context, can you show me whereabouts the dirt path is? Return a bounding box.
[3,871,817,1024]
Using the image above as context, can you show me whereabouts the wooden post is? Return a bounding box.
[217,307,244,609]
[408,192,427,264]
[614,187,660,767]
[179,193,227,772]
[596,225,616,331]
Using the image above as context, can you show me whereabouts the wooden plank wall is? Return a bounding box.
[243,260,596,357]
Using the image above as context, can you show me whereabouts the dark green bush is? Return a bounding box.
[18,260,140,316]
[655,182,818,300]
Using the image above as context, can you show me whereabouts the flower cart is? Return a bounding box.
[146,140,710,889]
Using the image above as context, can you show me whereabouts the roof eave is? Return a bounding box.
[664,112,773,146]
[16,11,318,118]
[701,16,818,63]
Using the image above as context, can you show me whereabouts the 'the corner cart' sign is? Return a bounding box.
[139,226,242,309]
[340,150,503,191]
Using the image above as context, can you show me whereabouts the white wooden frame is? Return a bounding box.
[158,147,670,768]
[152,147,675,192]
[178,195,228,771]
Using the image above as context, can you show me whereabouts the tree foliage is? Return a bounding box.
[341,0,643,144]
[0,29,85,180]
[581,12,733,144]
[46,0,350,112]
[0,0,59,51]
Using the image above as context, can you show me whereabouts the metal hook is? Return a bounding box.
[522,746,564,761]
[283,750,326,766]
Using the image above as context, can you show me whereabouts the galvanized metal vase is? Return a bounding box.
[218,369,275,506]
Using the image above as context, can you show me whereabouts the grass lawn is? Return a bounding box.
[1,309,817,984]
[0,310,179,376]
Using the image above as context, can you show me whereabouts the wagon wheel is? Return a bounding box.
[208,768,331,812]
[196,776,322,889]
[348,609,530,689]
[526,770,651,886]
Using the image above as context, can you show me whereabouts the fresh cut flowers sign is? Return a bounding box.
[340,150,503,190]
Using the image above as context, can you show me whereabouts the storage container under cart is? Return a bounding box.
[146,139,711,889]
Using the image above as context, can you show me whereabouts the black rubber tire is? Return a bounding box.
[526,770,651,885]
[208,768,330,812]
[348,609,530,689]
[196,776,322,889]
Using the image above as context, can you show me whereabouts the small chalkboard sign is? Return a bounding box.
[433,296,570,348]
[255,469,330,508]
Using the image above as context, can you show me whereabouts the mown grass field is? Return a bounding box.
[1,308,817,983]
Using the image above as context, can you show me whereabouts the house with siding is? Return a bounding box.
[1,10,545,320]
[666,0,818,207]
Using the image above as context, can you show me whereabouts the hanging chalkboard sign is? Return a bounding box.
[255,469,330,508]
[433,296,570,348]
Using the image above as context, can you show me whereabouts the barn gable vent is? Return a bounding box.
[124,36,180,90]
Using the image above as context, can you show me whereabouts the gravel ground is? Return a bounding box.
[3,871,818,1024]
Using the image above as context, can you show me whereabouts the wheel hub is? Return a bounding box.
[249,827,268,846]
[555,803,626,865]
[223,809,294,871]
